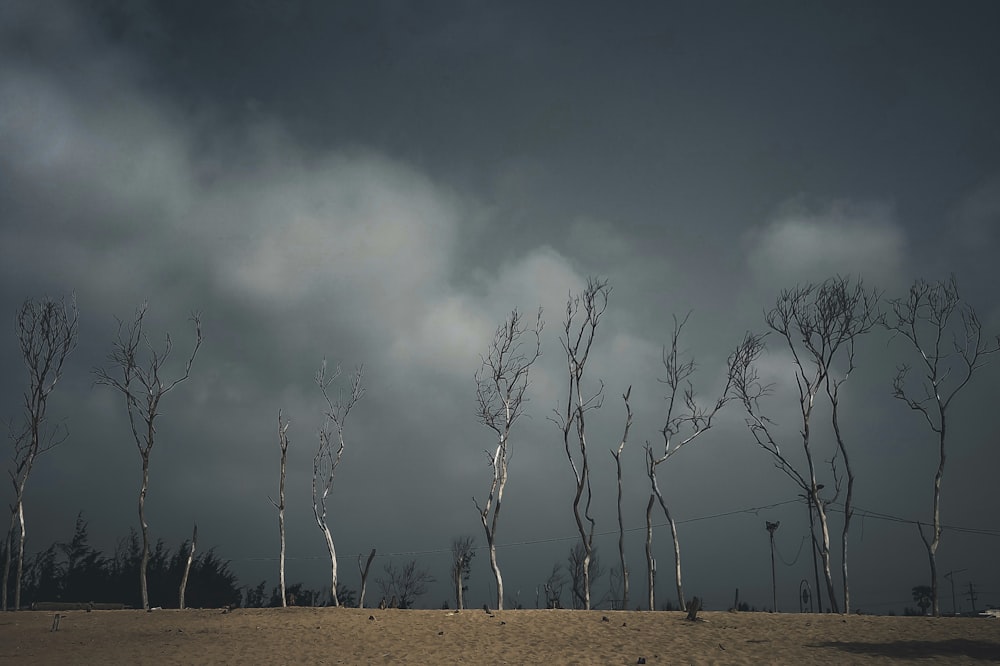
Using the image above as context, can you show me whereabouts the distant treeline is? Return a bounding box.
[1,514,240,609]
[1,513,356,610]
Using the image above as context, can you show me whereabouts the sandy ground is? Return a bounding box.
[1,607,998,665]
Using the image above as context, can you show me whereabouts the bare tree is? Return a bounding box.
[357,548,376,608]
[552,277,609,610]
[644,314,733,612]
[451,536,476,610]
[731,277,879,614]
[313,361,365,607]
[610,386,633,609]
[94,302,202,610]
[4,295,79,611]
[269,411,291,607]
[885,276,999,616]
[179,523,197,609]
[567,541,605,609]
[474,308,543,610]
[542,562,566,609]
[376,559,435,609]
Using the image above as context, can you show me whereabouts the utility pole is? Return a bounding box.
[766,521,780,612]
[943,569,966,616]
[966,582,978,614]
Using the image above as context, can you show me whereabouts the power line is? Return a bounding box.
[825,502,1000,538]
[230,497,1000,564]
[233,498,802,563]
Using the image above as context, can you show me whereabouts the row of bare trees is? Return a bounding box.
[4,297,371,612]
[471,275,997,615]
[270,361,365,608]
[4,273,995,614]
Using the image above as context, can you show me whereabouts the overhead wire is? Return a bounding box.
[233,497,999,564]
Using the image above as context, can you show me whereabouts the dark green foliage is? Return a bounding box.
[17,515,239,609]
[244,580,268,608]
[336,582,357,608]
[912,585,932,615]
[261,582,355,607]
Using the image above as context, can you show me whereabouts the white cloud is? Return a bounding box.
[745,200,908,291]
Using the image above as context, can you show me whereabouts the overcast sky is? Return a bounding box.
[2,0,999,613]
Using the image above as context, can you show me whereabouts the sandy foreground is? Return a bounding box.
[1,607,998,665]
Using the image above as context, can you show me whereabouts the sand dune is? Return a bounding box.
[2,607,998,664]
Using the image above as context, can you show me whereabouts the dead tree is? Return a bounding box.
[885,276,999,616]
[567,541,605,609]
[730,277,879,614]
[451,536,476,610]
[543,562,566,608]
[552,278,609,610]
[376,560,435,609]
[474,308,543,610]
[610,386,633,609]
[313,360,365,607]
[179,523,197,609]
[94,302,202,610]
[357,548,376,608]
[644,314,733,612]
[269,411,291,607]
[4,295,79,611]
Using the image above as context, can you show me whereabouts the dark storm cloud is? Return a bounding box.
[2,0,999,613]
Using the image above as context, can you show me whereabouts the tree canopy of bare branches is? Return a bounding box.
[731,277,880,614]
[94,302,202,610]
[644,313,734,612]
[567,541,605,610]
[473,307,543,610]
[450,535,476,610]
[313,360,365,607]
[4,295,79,611]
[552,277,609,610]
[376,560,435,610]
[885,275,999,616]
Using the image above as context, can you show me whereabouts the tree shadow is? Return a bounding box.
[812,638,1000,661]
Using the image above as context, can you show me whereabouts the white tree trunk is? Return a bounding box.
[179,524,197,610]
[814,496,839,613]
[13,500,25,611]
[322,524,339,606]
[645,495,655,611]
[488,538,502,610]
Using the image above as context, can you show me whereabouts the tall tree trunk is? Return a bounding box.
[831,388,855,614]
[358,549,375,609]
[813,494,839,613]
[179,524,197,610]
[650,474,686,611]
[926,412,946,617]
[13,500,25,611]
[139,456,150,611]
[841,469,854,614]
[321,524,339,606]
[277,413,289,608]
[807,500,823,613]
[614,449,628,608]
[487,535,502,610]
[645,494,655,611]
